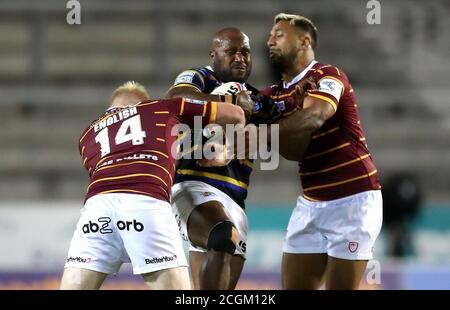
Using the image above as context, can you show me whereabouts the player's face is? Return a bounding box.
[212,35,252,83]
[267,21,301,72]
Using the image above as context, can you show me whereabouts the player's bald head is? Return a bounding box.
[211,27,249,51]
[209,27,252,83]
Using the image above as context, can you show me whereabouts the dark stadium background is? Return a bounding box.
[1,0,449,289]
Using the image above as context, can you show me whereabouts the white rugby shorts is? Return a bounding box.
[283,190,383,260]
[171,181,248,257]
[64,193,187,275]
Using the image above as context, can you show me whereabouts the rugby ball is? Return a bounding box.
[211,82,246,95]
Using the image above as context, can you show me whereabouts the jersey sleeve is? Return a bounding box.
[169,69,207,92]
[169,97,217,127]
[306,65,347,112]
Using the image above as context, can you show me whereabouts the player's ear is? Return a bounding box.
[209,50,215,63]
[300,33,312,50]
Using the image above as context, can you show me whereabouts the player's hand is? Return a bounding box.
[298,77,317,95]
[196,140,233,167]
[251,93,282,123]
[293,78,317,108]
[196,157,232,167]
[236,90,254,120]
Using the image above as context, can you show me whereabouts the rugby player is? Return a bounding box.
[167,27,257,290]
[264,13,383,290]
[59,81,245,289]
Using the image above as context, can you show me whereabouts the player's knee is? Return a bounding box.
[206,221,238,255]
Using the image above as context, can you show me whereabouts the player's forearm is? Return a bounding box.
[278,132,312,161]
[215,104,245,126]
[276,108,326,161]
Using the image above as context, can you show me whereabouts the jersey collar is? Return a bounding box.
[283,60,318,89]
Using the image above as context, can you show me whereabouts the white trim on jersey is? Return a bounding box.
[283,60,318,89]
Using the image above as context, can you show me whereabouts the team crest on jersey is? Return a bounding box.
[184,98,207,105]
[348,241,359,253]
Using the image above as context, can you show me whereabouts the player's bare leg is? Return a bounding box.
[142,266,191,290]
[189,251,204,289]
[282,253,328,289]
[187,200,239,290]
[326,257,368,290]
[190,251,244,290]
[60,267,107,290]
[228,254,245,289]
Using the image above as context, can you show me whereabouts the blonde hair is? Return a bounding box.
[274,13,318,49]
[111,81,150,101]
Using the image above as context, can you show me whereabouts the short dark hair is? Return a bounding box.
[274,13,318,49]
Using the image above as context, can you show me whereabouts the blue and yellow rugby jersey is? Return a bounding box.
[170,66,255,209]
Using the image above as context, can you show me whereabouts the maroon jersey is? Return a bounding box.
[79,97,217,203]
[261,60,381,201]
